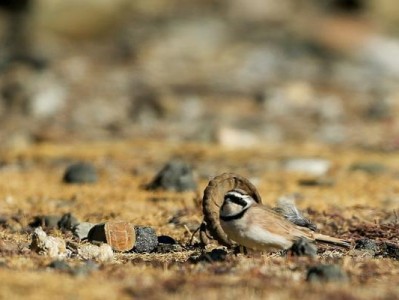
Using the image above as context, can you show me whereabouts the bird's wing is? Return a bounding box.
[249,205,314,241]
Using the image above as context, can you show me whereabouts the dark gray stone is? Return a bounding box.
[63,163,97,184]
[307,264,348,283]
[58,213,79,231]
[133,226,158,253]
[48,260,71,271]
[290,238,318,257]
[355,239,379,252]
[380,242,399,260]
[145,159,197,192]
[30,215,61,228]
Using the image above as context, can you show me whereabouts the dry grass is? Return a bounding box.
[0,140,398,299]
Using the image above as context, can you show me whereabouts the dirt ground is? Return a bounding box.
[0,140,398,300]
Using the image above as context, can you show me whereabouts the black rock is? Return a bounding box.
[355,239,379,252]
[133,226,158,253]
[157,235,177,244]
[290,238,318,257]
[58,213,79,231]
[30,215,61,228]
[306,264,348,283]
[380,242,399,260]
[63,163,97,184]
[145,159,197,192]
[87,224,106,243]
[48,260,71,271]
[191,248,228,263]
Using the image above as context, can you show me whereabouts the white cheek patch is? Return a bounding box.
[245,225,292,249]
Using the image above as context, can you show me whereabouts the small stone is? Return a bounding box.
[78,243,113,262]
[191,248,228,263]
[349,162,388,175]
[58,213,79,231]
[380,242,399,260]
[145,159,197,192]
[30,227,67,259]
[48,260,71,271]
[306,264,348,283]
[73,222,96,240]
[290,238,318,257]
[30,215,62,228]
[355,239,379,253]
[72,260,98,277]
[298,178,335,187]
[157,235,176,244]
[63,162,97,184]
[283,158,331,176]
[133,226,158,253]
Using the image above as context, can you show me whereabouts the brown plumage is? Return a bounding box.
[220,189,350,251]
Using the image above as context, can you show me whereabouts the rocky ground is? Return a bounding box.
[0,1,399,299]
[0,141,398,299]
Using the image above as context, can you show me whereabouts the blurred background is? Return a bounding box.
[1,0,399,150]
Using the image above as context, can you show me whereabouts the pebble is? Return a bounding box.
[30,215,61,229]
[290,238,318,257]
[30,227,67,259]
[191,248,228,263]
[48,260,71,271]
[58,213,79,231]
[355,239,379,253]
[72,260,99,277]
[306,264,348,283]
[283,158,331,176]
[380,242,399,260]
[73,222,96,240]
[78,243,113,262]
[133,226,158,253]
[63,162,98,184]
[145,159,197,192]
[349,162,388,175]
[156,235,182,253]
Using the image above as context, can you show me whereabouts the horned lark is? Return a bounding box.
[220,189,350,251]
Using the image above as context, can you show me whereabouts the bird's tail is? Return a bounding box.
[314,233,351,248]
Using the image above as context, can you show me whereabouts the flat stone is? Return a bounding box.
[306,264,348,283]
[63,162,97,184]
[145,159,197,192]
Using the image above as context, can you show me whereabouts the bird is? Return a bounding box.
[220,188,350,252]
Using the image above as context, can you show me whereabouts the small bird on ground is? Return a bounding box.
[220,189,350,252]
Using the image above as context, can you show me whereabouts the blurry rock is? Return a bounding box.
[145,160,197,192]
[290,238,318,257]
[380,242,399,260]
[78,243,113,262]
[156,235,182,253]
[133,226,158,253]
[88,221,136,252]
[274,194,317,231]
[349,162,388,175]
[216,127,259,149]
[30,227,67,259]
[63,162,97,184]
[306,264,348,283]
[283,158,331,176]
[58,213,79,231]
[72,260,98,277]
[48,260,71,271]
[73,222,96,240]
[355,239,379,252]
[191,248,228,263]
[34,0,129,38]
[298,178,335,187]
[30,215,61,228]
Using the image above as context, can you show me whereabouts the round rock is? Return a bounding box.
[306,264,348,283]
[145,159,197,192]
[63,162,97,184]
[133,226,158,253]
